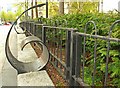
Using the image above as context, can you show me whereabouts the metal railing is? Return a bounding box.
[20,19,120,87]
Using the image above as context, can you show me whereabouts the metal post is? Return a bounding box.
[34,24,37,36]
[75,34,82,86]
[42,25,46,44]
[32,22,34,34]
[69,30,76,86]
[29,22,32,33]
[65,30,71,80]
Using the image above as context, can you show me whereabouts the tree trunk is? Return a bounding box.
[25,0,29,20]
[31,0,34,19]
[46,0,48,18]
[59,0,64,15]
[25,0,27,19]
[35,0,38,18]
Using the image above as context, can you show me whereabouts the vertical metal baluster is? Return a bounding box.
[33,22,35,34]
[60,29,63,67]
[29,22,30,32]
[31,22,32,33]
[55,20,58,67]
[33,23,34,35]
[58,29,60,58]
[59,28,62,68]
[50,28,53,53]
[27,22,28,33]
[54,21,56,65]
[57,28,59,59]
[64,30,67,76]
[50,19,53,55]
[49,28,52,62]
[104,20,120,86]
[104,39,110,86]
[28,22,30,32]
[30,22,31,32]
[53,29,55,62]
[57,28,60,68]
[32,22,33,34]
[55,20,58,57]
[50,28,52,53]
[29,22,30,34]
[52,22,54,54]
[34,24,36,36]
[25,22,27,31]
[26,22,30,32]
[84,21,97,85]
[82,23,87,82]
[46,26,49,50]
[31,22,33,34]
[33,23,36,46]
[30,22,31,33]
[40,25,42,39]
[63,20,67,72]
[42,25,46,44]
[91,21,97,86]
[60,20,64,69]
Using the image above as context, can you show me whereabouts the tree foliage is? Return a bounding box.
[68,1,99,14]
[0,2,25,22]
[13,2,25,20]
[47,1,98,17]
[0,10,16,22]
[0,11,6,21]
[49,2,59,17]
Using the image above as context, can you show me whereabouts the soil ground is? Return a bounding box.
[31,43,69,87]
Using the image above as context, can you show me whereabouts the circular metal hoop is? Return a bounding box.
[6,35,49,74]
[14,25,26,34]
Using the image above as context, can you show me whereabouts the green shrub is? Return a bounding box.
[37,13,120,86]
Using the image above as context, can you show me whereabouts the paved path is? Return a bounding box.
[0,25,10,72]
[0,25,17,87]
[0,25,54,87]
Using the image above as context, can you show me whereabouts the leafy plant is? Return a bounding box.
[36,12,120,86]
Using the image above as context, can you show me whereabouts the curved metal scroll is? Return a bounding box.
[6,35,49,74]
[5,3,47,74]
[14,25,26,34]
[21,36,49,70]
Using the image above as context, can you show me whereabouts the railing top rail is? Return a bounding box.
[21,21,34,23]
[75,32,120,42]
[43,25,77,31]
[34,23,44,26]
